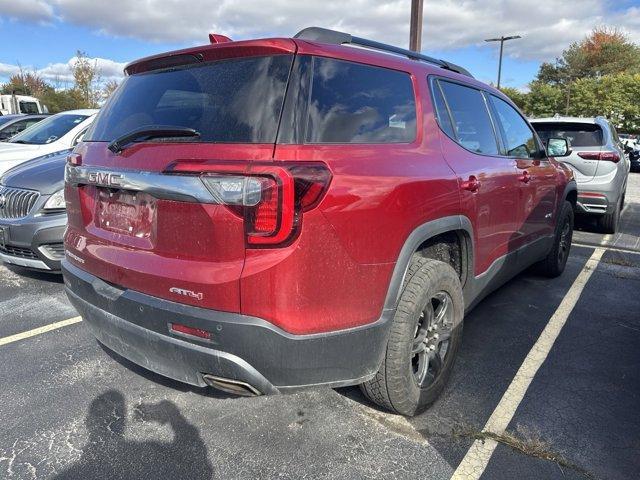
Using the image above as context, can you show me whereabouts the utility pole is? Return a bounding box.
[409,0,424,52]
[484,35,521,89]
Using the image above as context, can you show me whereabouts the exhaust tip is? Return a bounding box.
[202,374,261,397]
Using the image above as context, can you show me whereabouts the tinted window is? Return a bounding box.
[87,55,293,143]
[306,58,416,143]
[609,122,620,144]
[431,80,455,138]
[490,95,538,158]
[20,101,39,114]
[532,122,604,147]
[0,120,30,140]
[438,81,499,155]
[9,114,88,145]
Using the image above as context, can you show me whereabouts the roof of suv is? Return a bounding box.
[122,28,514,110]
[530,117,603,124]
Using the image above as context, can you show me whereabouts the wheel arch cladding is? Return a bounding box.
[383,215,474,311]
[563,180,578,207]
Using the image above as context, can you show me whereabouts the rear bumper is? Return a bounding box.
[62,259,392,394]
[576,193,610,215]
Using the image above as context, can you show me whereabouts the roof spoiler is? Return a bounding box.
[294,26,473,78]
[209,33,232,44]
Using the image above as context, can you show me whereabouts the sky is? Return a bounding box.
[0,0,639,90]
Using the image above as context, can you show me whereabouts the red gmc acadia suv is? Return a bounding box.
[62,27,577,415]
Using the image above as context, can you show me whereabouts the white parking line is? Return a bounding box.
[573,242,640,256]
[0,317,82,347]
[451,247,605,480]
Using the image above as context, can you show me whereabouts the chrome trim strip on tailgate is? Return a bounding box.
[65,165,216,204]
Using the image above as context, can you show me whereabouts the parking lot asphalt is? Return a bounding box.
[1,173,639,480]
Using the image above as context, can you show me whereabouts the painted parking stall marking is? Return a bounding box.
[0,316,82,347]
[451,247,605,480]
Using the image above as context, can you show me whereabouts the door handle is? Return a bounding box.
[461,175,481,192]
[518,171,531,183]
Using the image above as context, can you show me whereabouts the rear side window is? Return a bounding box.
[86,55,293,144]
[431,81,456,138]
[532,122,604,147]
[490,95,539,158]
[305,57,416,143]
[437,80,499,155]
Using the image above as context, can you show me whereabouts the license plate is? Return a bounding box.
[96,190,156,238]
[0,225,7,248]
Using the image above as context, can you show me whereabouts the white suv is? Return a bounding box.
[531,117,630,233]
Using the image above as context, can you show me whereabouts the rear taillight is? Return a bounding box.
[289,164,333,211]
[67,152,82,166]
[577,151,620,162]
[169,162,331,247]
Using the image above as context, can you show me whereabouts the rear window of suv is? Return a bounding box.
[532,122,604,147]
[86,55,293,144]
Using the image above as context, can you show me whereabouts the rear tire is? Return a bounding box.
[361,257,464,416]
[537,201,574,278]
[598,197,620,234]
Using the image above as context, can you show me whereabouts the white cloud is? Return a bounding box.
[1,1,639,62]
[0,56,126,86]
[0,63,21,78]
[0,0,54,23]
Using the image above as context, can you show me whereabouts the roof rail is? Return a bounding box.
[294,27,473,78]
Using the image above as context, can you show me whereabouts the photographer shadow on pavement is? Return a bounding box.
[55,390,214,480]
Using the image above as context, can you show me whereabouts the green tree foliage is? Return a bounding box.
[536,27,640,84]
[512,28,640,132]
[569,74,640,131]
[523,82,565,117]
[499,87,527,111]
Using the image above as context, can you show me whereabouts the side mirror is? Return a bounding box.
[547,138,571,157]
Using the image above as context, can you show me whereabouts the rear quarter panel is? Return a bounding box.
[241,70,461,333]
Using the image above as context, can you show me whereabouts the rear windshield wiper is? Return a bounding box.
[107,126,200,154]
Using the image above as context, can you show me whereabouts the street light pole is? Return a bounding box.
[484,35,521,89]
[409,0,424,52]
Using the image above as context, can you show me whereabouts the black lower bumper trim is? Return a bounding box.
[62,259,393,392]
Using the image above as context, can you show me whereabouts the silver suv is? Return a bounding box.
[530,116,630,233]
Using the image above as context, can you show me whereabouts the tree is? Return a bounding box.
[499,87,527,111]
[570,74,640,132]
[536,27,640,84]
[524,82,565,117]
[102,79,120,100]
[0,50,114,113]
[1,69,48,97]
[523,27,640,129]
[71,50,101,108]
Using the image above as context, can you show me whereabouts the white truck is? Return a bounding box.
[0,94,48,115]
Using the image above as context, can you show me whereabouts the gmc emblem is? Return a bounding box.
[88,171,122,187]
